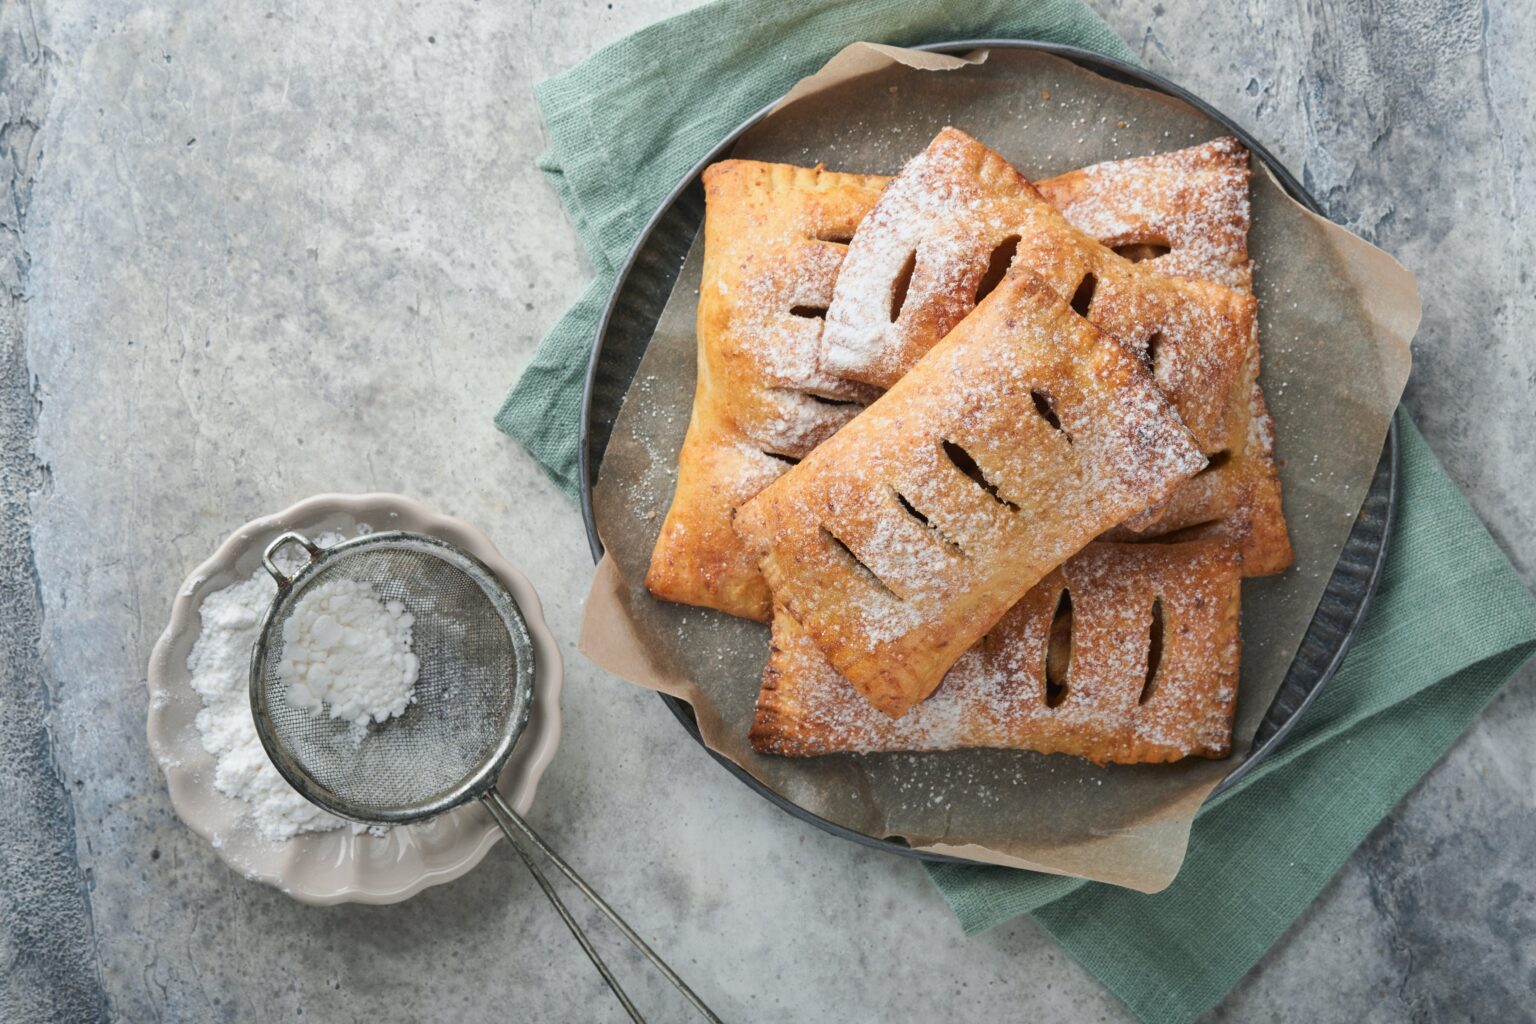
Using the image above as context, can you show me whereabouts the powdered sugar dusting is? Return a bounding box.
[753,541,1241,764]
[1036,136,1252,292]
[736,270,1205,716]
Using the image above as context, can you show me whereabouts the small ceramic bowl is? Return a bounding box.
[146,493,563,905]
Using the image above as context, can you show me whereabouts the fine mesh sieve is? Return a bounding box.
[251,531,532,822]
[249,530,719,1024]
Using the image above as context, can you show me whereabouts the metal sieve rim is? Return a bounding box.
[248,530,537,825]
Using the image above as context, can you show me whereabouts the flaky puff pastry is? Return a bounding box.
[820,128,1290,575]
[751,540,1241,764]
[647,141,1272,622]
[643,161,886,621]
[733,270,1205,718]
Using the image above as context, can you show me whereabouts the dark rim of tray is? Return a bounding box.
[576,40,1401,866]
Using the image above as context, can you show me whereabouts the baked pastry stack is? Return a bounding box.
[645,128,1291,766]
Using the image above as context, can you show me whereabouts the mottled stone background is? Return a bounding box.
[1,1,1531,1021]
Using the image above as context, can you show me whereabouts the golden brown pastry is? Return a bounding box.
[733,270,1206,718]
[646,140,1276,622]
[820,128,1290,575]
[643,161,886,621]
[751,540,1242,764]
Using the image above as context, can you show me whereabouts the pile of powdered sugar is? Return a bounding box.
[277,577,419,738]
[187,530,416,842]
[189,560,344,840]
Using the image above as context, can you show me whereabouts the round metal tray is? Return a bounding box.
[577,40,1400,865]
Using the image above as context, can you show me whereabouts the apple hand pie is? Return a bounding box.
[819,127,1290,575]
[643,161,886,621]
[751,540,1241,765]
[733,269,1205,718]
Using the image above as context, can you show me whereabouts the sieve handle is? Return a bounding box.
[500,826,647,1024]
[262,531,323,588]
[482,788,723,1024]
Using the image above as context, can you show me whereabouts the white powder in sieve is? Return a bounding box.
[277,578,419,735]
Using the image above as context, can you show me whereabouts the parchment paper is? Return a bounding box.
[580,45,1418,891]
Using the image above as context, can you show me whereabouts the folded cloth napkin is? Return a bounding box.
[495,2,1536,1021]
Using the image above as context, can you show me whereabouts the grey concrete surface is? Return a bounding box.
[0,4,109,1020]
[2,0,1532,1021]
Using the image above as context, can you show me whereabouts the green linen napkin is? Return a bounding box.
[930,412,1536,1021]
[495,2,1536,1021]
